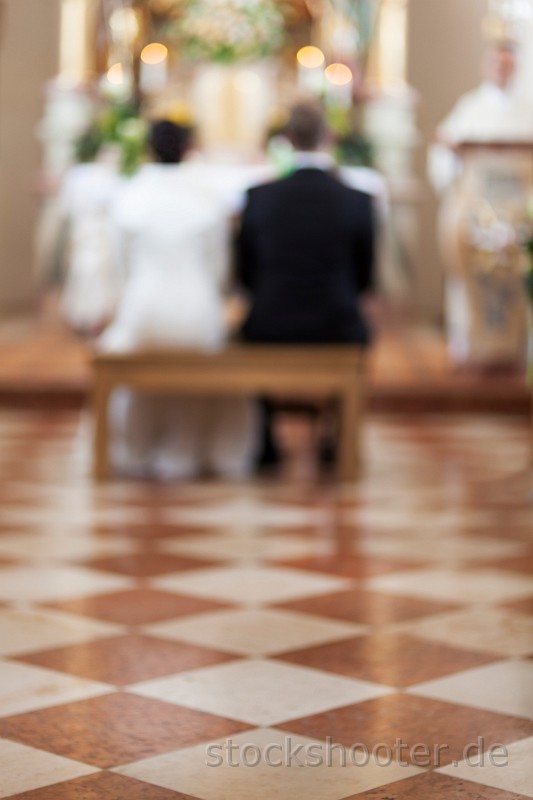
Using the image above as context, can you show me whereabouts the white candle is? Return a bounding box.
[297,46,325,95]
[324,63,353,108]
[140,43,169,94]
[101,63,133,102]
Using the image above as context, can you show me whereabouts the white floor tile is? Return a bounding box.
[161,499,326,528]
[396,607,533,657]
[408,660,533,720]
[367,569,533,604]
[0,566,133,602]
[144,608,365,656]
[159,533,327,562]
[438,736,533,797]
[0,739,98,798]
[116,727,423,800]
[0,660,111,717]
[0,533,136,562]
[0,608,123,656]
[152,566,352,605]
[130,659,393,726]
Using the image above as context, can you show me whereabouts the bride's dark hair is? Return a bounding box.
[150,120,192,164]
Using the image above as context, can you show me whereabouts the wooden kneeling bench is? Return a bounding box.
[92,346,366,481]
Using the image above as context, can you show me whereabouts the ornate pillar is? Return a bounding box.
[59,0,92,82]
[368,0,408,89]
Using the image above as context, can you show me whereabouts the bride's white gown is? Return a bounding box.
[100,162,258,479]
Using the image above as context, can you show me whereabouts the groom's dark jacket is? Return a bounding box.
[237,167,375,345]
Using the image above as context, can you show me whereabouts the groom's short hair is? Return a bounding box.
[285,102,327,151]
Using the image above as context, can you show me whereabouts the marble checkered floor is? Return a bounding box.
[0,410,532,798]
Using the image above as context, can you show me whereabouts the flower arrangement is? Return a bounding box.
[172,0,284,63]
[76,103,148,176]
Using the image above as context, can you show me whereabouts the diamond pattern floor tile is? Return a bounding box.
[0,660,111,718]
[0,608,122,657]
[344,771,533,799]
[438,736,533,798]
[0,566,132,603]
[272,554,429,579]
[16,634,238,685]
[366,569,533,604]
[152,566,352,605]
[274,588,461,626]
[77,552,218,577]
[408,660,533,720]
[277,694,533,767]
[276,633,498,687]
[158,532,328,563]
[43,589,233,626]
[161,499,326,528]
[0,693,251,768]
[0,533,136,563]
[1,410,532,799]
[0,739,97,798]
[130,659,393,726]
[115,727,424,800]
[144,608,365,656]
[3,772,201,799]
[396,607,533,657]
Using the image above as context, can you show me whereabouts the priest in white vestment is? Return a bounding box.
[429,40,533,365]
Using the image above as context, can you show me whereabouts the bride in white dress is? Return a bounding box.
[100,121,258,479]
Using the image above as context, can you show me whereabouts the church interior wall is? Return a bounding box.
[0,0,61,314]
[407,0,487,321]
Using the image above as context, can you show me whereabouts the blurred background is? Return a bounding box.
[0,0,533,411]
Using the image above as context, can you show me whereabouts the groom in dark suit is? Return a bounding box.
[237,101,376,345]
[237,102,376,469]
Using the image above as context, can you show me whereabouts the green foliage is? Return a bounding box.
[335,132,374,167]
[74,103,148,176]
[75,127,105,163]
[327,104,374,167]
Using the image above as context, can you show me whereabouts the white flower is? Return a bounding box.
[177,0,284,61]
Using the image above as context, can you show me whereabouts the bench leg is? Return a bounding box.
[93,377,111,482]
[338,381,362,482]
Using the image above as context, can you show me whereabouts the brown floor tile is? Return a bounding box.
[464,525,533,544]
[344,771,532,799]
[4,771,201,799]
[485,553,533,575]
[43,589,233,626]
[274,588,460,626]
[0,692,250,768]
[273,555,428,579]
[501,597,533,616]
[278,694,533,767]
[0,525,31,537]
[276,633,498,687]
[78,552,217,577]
[17,633,237,685]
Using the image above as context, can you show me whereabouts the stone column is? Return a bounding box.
[0,0,61,312]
